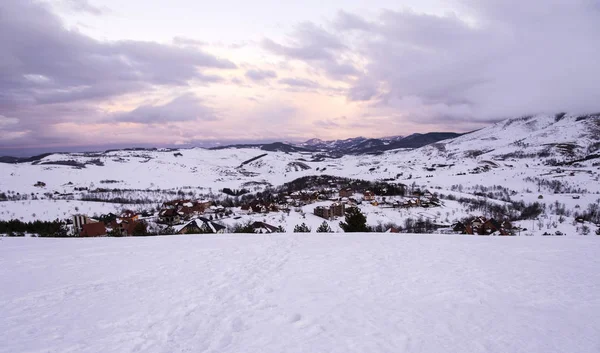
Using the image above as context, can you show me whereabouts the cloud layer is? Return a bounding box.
[1,0,599,153]
[264,0,600,122]
[0,0,234,148]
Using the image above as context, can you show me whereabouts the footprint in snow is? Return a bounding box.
[290,313,302,323]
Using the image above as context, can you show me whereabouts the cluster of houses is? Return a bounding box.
[73,210,147,237]
[452,217,514,236]
[69,184,448,236]
[157,199,213,225]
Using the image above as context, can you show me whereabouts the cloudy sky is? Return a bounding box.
[1,0,599,155]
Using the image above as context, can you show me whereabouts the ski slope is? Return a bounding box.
[1,235,599,353]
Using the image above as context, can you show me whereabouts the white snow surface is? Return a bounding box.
[1,234,599,353]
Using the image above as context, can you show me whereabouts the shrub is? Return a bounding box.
[293,223,311,233]
[316,221,332,233]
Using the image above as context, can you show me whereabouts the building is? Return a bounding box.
[80,222,106,237]
[314,203,345,220]
[363,191,375,201]
[339,188,353,198]
[251,222,280,234]
[72,214,89,234]
[314,206,332,220]
[159,208,180,225]
[175,218,226,234]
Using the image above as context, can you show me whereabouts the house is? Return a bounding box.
[452,221,473,235]
[121,210,140,220]
[481,219,506,235]
[386,227,401,233]
[501,220,513,231]
[339,188,353,198]
[159,208,180,225]
[80,222,106,237]
[251,222,280,234]
[363,191,375,201]
[175,218,226,234]
[471,217,486,233]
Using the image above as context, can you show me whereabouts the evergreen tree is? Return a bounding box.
[233,223,255,233]
[316,221,333,233]
[132,222,148,236]
[339,208,370,232]
[293,223,311,233]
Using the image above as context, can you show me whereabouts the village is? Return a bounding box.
[67,182,523,237]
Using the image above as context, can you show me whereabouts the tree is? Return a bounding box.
[581,225,590,235]
[316,221,333,233]
[132,222,148,236]
[339,208,370,232]
[233,223,255,233]
[293,223,311,233]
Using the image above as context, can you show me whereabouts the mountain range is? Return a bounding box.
[208,132,463,155]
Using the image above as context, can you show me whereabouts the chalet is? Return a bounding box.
[481,219,507,235]
[175,218,226,234]
[159,208,180,225]
[386,227,401,233]
[363,191,375,201]
[339,188,354,198]
[251,221,280,234]
[471,217,486,233]
[120,210,139,220]
[80,222,106,237]
[454,217,513,236]
[107,217,144,236]
[501,220,513,231]
[452,221,473,235]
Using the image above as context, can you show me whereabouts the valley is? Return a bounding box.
[1,113,599,237]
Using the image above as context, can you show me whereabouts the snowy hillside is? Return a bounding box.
[1,235,599,353]
[0,113,599,236]
[416,113,600,163]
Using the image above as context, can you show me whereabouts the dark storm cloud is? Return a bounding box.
[114,94,217,123]
[245,69,278,82]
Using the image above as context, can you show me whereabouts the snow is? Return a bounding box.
[0,200,123,221]
[1,235,599,353]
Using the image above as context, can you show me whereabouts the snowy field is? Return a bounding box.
[0,200,125,221]
[1,235,599,353]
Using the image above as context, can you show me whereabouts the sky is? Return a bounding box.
[1,0,599,155]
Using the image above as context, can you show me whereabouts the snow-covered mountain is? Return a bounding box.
[296,133,462,154]
[1,112,599,235]
[414,113,600,164]
[205,133,462,155]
